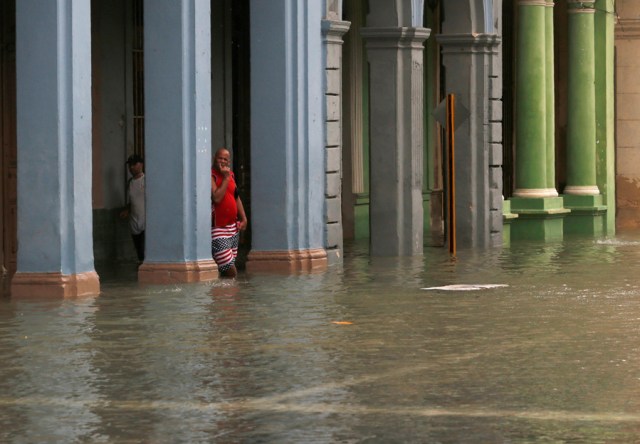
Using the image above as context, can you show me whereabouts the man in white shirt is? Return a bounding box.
[120,154,145,263]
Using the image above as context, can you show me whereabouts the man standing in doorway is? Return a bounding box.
[120,154,145,264]
[211,148,247,278]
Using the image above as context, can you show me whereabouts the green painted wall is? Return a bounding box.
[594,0,616,235]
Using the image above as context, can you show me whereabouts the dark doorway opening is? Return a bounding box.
[1,0,17,276]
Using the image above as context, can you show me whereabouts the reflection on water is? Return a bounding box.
[3,235,640,441]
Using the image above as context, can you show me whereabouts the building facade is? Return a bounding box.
[0,0,621,297]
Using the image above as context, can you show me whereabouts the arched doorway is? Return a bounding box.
[341,0,444,251]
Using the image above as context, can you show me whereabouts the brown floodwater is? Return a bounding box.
[2,235,640,442]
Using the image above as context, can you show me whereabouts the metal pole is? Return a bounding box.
[447,94,456,256]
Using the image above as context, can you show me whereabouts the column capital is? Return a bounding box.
[321,19,350,43]
[360,27,430,48]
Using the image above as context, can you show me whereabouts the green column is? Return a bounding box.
[510,0,568,242]
[563,0,605,236]
[545,1,557,194]
[565,1,599,196]
[514,0,551,198]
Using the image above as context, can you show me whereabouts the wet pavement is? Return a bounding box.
[3,236,640,442]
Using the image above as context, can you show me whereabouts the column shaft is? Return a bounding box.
[139,0,216,283]
[12,0,99,297]
[247,0,327,272]
[322,19,350,265]
[594,0,616,235]
[545,2,557,193]
[565,1,599,195]
[562,1,605,236]
[437,33,501,248]
[362,27,429,256]
[514,0,551,197]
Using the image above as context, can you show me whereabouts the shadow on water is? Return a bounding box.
[3,233,640,441]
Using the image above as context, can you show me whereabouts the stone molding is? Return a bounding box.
[321,19,350,42]
[567,9,595,14]
[437,33,501,55]
[563,185,600,196]
[138,260,218,284]
[246,249,328,273]
[11,271,100,298]
[360,27,430,48]
[518,0,547,6]
[513,188,560,198]
[616,19,640,40]
[567,1,595,14]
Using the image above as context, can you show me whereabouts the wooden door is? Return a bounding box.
[1,0,17,276]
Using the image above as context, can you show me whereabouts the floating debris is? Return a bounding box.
[332,321,354,325]
[421,284,509,291]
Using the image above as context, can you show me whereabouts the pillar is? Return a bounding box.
[138,0,217,283]
[361,27,429,256]
[247,0,328,273]
[11,0,100,298]
[594,0,616,235]
[437,33,502,248]
[510,0,569,241]
[563,0,606,235]
[545,1,557,192]
[322,19,350,265]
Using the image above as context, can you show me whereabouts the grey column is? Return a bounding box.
[140,0,216,282]
[437,33,502,248]
[361,27,429,256]
[13,0,99,296]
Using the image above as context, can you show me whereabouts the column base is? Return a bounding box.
[246,249,328,273]
[562,194,607,236]
[11,271,100,298]
[502,200,519,247]
[510,196,571,242]
[138,260,218,284]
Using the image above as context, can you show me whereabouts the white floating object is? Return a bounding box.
[421,284,509,291]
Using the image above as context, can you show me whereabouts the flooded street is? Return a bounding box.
[3,236,640,442]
